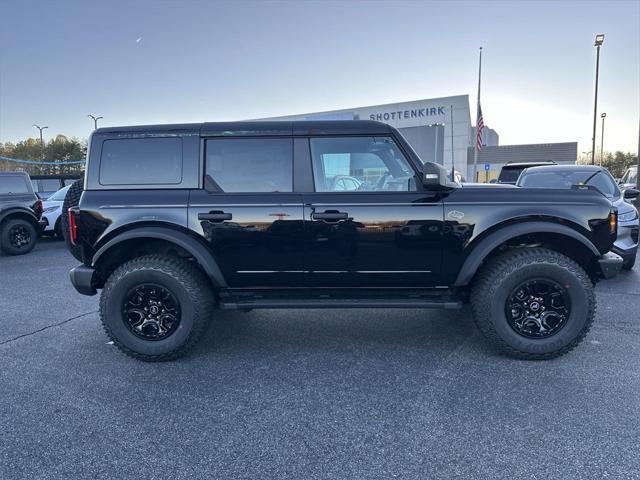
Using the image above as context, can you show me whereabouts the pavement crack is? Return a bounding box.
[0,310,98,346]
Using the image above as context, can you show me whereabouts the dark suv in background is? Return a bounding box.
[64,121,622,362]
[497,160,557,184]
[0,172,44,255]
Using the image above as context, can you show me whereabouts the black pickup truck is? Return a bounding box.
[63,121,622,361]
[0,171,44,255]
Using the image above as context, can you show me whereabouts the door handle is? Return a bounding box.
[312,210,348,222]
[198,211,232,222]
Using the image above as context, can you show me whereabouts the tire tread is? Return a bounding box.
[470,247,596,360]
[100,254,214,361]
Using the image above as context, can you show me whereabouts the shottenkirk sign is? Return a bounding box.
[368,106,446,122]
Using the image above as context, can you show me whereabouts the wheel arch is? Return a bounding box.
[0,208,40,230]
[454,221,601,287]
[92,226,226,288]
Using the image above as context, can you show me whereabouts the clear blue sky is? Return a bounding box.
[0,0,638,154]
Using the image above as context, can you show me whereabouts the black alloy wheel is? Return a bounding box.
[9,224,32,250]
[505,278,571,339]
[123,284,182,340]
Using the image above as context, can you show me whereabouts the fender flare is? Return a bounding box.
[0,207,39,227]
[92,226,227,287]
[454,221,600,286]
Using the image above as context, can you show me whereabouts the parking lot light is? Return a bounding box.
[591,33,604,165]
[600,113,606,166]
[88,114,103,130]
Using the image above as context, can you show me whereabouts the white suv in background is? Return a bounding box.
[41,185,70,238]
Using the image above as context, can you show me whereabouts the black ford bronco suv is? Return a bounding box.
[64,121,622,361]
[0,171,44,255]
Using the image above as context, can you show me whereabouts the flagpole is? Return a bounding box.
[473,46,482,182]
[450,104,455,181]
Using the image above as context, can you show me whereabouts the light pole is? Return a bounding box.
[591,34,604,165]
[599,112,606,166]
[32,124,48,159]
[88,114,103,130]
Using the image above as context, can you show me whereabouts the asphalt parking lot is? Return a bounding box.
[1,239,639,479]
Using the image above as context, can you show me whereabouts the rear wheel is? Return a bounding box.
[470,248,595,360]
[100,255,214,361]
[0,218,37,255]
[61,178,84,260]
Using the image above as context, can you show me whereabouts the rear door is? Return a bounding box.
[302,136,444,287]
[188,136,305,287]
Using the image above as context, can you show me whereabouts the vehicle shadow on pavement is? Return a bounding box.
[191,306,494,363]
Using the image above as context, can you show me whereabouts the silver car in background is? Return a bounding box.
[517,165,639,270]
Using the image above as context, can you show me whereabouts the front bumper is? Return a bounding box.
[596,251,624,279]
[612,224,639,263]
[69,265,97,296]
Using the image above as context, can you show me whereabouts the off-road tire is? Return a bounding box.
[54,218,63,239]
[0,218,37,255]
[61,178,84,261]
[470,248,596,360]
[622,252,636,271]
[100,255,214,361]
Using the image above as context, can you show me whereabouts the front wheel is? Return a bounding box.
[0,218,37,255]
[470,248,595,360]
[622,252,636,271]
[100,255,214,361]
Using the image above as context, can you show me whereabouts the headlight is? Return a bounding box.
[619,210,638,222]
[43,206,60,214]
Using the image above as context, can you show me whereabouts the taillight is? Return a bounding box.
[33,199,43,217]
[68,208,78,245]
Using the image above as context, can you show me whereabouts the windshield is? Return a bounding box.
[48,185,71,201]
[518,169,620,198]
[620,167,638,186]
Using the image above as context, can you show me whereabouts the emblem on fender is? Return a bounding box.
[447,210,465,220]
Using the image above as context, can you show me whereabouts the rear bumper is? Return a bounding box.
[596,252,623,279]
[69,265,97,296]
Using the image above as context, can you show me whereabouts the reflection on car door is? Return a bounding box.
[303,136,444,287]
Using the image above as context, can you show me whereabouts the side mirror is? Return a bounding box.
[623,188,639,200]
[422,162,452,190]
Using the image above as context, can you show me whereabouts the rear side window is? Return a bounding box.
[99,137,183,185]
[205,138,293,192]
[0,176,30,194]
[498,168,522,183]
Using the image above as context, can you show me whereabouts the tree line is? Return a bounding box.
[576,151,638,178]
[0,135,87,175]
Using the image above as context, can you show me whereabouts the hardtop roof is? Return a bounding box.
[93,120,393,137]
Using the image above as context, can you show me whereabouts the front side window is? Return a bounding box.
[205,138,293,193]
[99,137,183,185]
[310,137,416,192]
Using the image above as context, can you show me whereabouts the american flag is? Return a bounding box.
[476,103,484,150]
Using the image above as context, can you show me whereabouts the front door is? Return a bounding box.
[303,136,444,287]
[189,137,305,287]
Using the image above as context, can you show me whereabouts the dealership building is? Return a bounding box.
[265,95,576,181]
